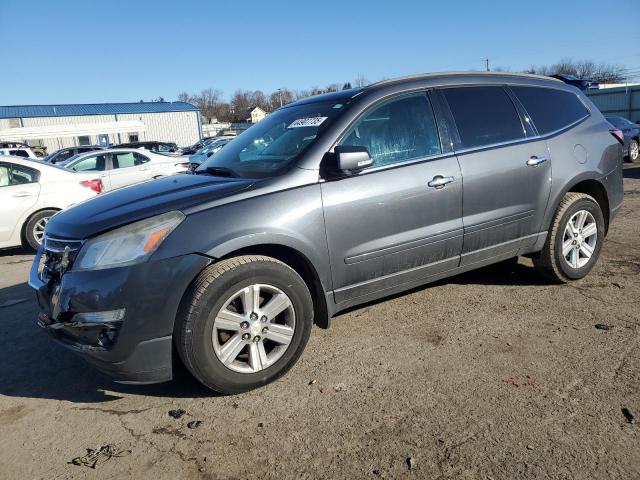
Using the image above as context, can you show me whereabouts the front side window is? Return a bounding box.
[78,147,98,154]
[338,93,441,168]
[69,154,107,172]
[443,86,525,149]
[54,149,75,163]
[512,86,589,135]
[157,143,174,152]
[10,165,38,184]
[197,99,348,178]
[9,149,29,158]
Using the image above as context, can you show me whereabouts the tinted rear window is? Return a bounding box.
[443,86,525,149]
[511,86,589,135]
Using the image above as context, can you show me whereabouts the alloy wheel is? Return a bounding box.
[630,141,639,161]
[562,210,597,269]
[32,217,49,245]
[212,284,296,373]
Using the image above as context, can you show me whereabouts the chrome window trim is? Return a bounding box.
[321,82,592,177]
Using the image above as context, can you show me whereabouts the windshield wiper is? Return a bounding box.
[195,166,238,178]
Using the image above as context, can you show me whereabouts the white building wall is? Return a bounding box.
[1,110,200,153]
[21,114,115,151]
[117,111,200,147]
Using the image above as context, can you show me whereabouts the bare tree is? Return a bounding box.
[192,88,223,123]
[177,91,191,103]
[526,58,627,83]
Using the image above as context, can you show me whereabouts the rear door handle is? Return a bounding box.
[526,156,548,167]
[427,175,455,189]
[12,192,33,198]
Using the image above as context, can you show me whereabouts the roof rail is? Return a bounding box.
[366,71,562,89]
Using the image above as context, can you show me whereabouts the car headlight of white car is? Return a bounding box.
[73,211,185,271]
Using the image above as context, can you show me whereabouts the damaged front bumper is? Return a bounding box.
[29,245,212,384]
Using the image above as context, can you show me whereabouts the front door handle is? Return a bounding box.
[526,155,549,167]
[12,192,33,198]
[427,175,455,189]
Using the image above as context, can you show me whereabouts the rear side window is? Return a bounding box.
[443,86,525,149]
[10,164,39,184]
[134,152,150,165]
[113,152,148,168]
[511,86,589,134]
[113,152,136,168]
[339,93,441,167]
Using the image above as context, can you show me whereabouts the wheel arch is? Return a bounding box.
[215,243,331,329]
[20,207,61,245]
[548,177,610,235]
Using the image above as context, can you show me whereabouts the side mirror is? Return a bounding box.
[334,145,373,173]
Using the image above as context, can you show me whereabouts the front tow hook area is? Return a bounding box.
[37,310,126,351]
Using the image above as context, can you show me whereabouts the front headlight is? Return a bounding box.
[73,211,185,271]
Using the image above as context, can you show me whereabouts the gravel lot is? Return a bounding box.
[1,165,639,479]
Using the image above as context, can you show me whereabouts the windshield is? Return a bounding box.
[196,100,347,178]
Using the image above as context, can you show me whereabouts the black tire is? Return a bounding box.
[628,139,639,163]
[533,192,605,283]
[24,209,57,250]
[174,255,314,394]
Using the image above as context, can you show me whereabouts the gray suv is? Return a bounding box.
[29,72,624,394]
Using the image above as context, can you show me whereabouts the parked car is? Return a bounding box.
[605,116,639,162]
[0,146,38,159]
[42,146,105,164]
[181,136,235,155]
[0,142,47,157]
[188,138,233,168]
[551,73,599,91]
[116,141,179,154]
[0,157,103,250]
[59,148,189,191]
[30,72,623,394]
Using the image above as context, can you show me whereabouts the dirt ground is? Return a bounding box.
[1,166,639,480]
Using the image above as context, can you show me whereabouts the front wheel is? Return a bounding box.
[628,139,639,163]
[175,255,313,394]
[533,193,605,283]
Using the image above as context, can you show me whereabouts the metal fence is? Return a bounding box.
[586,85,640,122]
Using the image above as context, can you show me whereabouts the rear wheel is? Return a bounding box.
[533,193,605,283]
[175,255,313,394]
[24,209,57,250]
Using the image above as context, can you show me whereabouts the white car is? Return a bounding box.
[0,157,104,250]
[0,147,38,159]
[60,148,190,191]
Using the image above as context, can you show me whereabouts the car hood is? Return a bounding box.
[46,174,254,239]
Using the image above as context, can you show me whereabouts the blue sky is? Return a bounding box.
[1,0,638,105]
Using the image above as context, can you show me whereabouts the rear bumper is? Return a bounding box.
[30,250,212,383]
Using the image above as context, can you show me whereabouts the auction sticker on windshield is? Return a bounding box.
[287,117,327,128]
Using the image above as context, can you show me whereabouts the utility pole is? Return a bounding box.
[277,88,283,107]
[484,58,490,72]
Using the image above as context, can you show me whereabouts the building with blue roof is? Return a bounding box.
[0,102,202,153]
